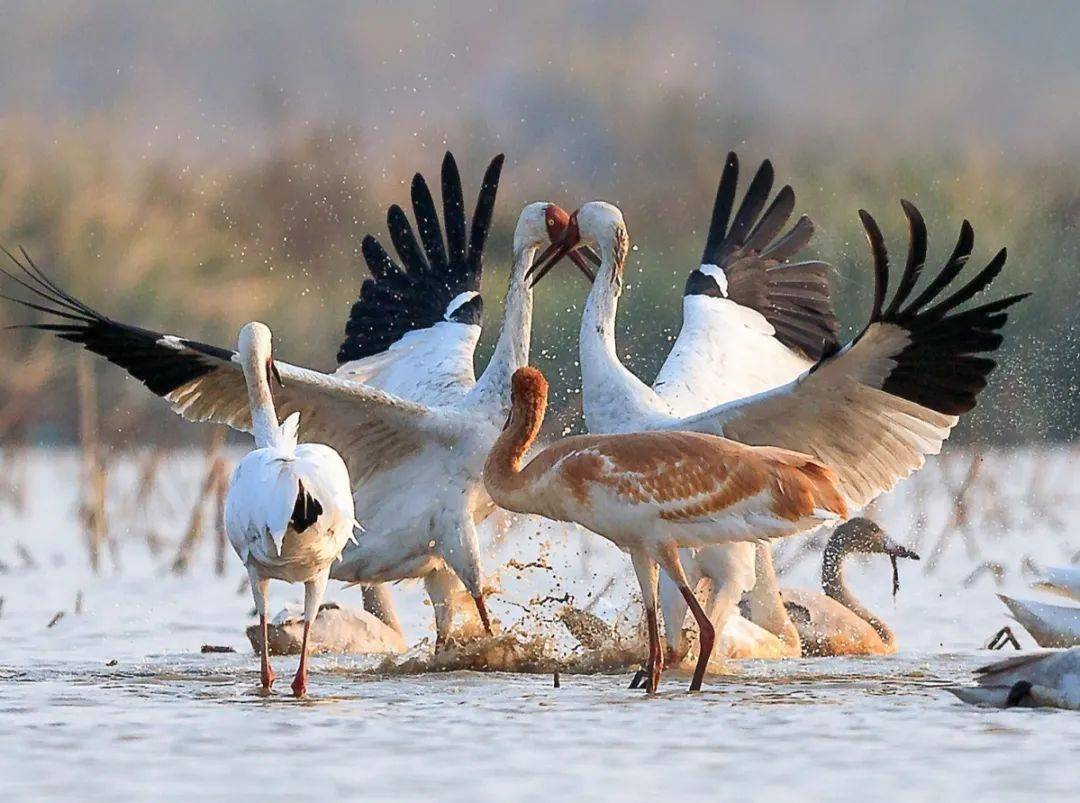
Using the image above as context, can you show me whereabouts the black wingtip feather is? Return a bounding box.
[1,248,235,399]
[843,202,1028,417]
[691,153,837,360]
[339,152,502,364]
[859,210,889,322]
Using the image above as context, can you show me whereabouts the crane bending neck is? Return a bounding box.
[472,244,537,414]
[822,542,894,646]
[240,346,282,450]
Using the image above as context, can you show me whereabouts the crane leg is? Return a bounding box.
[659,544,714,692]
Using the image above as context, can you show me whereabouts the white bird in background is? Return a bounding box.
[529,196,1026,684]
[997,595,1080,648]
[0,153,593,651]
[225,321,358,696]
[1032,565,1080,603]
[529,154,837,667]
[949,648,1080,710]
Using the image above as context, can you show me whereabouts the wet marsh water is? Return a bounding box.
[1,451,1077,801]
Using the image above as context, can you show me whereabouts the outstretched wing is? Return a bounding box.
[666,201,1027,511]
[653,153,839,412]
[1,250,454,485]
[335,152,503,405]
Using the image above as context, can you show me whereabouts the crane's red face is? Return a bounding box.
[530,207,601,287]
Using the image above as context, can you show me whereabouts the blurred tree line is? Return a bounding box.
[0,114,1076,446]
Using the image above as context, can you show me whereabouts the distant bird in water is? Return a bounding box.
[777,518,920,656]
[225,322,358,697]
[484,366,848,695]
[949,648,1080,710]
[1031,565,1080,604]
[997,595,1080,648]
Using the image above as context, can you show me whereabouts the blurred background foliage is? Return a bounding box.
[0,1,1076,445]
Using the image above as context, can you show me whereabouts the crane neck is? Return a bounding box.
[240,348,282,450]
[472,244,537,415]
[822,540,894,646]
[578,244,668,434]
[483,377,545,508]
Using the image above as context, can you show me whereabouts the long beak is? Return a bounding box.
[473,594,493,636]
[527,234,578,288]
[566,248,599,283]
[270,359,284,389]
[883,537,919,597]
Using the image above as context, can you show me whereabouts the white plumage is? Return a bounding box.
[1032,565,1080,603]
[949,648,1080,710]
[3,154,587,651]
[225,417,357,571]
[530,186,1023,681]
[225,321,358,697]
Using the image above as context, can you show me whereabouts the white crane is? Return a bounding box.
[949,648,1080,710]
[531,153,840,668]
[529,197,1026,683]
[1,152,591,650]
[225,321,358,696]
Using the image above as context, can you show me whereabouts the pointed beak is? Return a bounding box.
[567,247,600,282]
[882,536,919,598]
[270,359,284,389]
[528,211,596,287]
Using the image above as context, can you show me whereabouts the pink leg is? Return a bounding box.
[260,614,275,691]
[645,606,663,694]
[678,583,715,692]
[291,619,311,697]
[473,594,493,636]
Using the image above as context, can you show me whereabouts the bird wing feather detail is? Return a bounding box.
[666,202,1027,510]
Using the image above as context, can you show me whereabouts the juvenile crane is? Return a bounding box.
[485,366,849,694]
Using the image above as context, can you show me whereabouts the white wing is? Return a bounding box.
[335,322,479,406]
[225,448,304,561]
[666,203,1027,511]
[653,153,837,411]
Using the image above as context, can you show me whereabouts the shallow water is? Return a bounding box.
[1,450,1078,801]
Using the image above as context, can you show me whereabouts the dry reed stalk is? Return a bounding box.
[15,542,36,568]
[923,452,985,574]
[212,455,230,576]
[170,426,227,574]
[77,356,109,573]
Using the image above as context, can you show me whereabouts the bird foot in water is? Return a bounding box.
[986,626,1021,650]
[291,675,307,698]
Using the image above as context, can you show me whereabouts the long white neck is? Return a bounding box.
[579,252,669,434]
[471,245,536,415]
[241,353,282,450]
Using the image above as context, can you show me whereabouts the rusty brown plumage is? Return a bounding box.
[483,366,848,694]
[508,428,843,525]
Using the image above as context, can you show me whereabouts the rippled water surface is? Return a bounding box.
[1,452,1077,801]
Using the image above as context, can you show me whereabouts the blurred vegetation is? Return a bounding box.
[0,111,1076,446]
